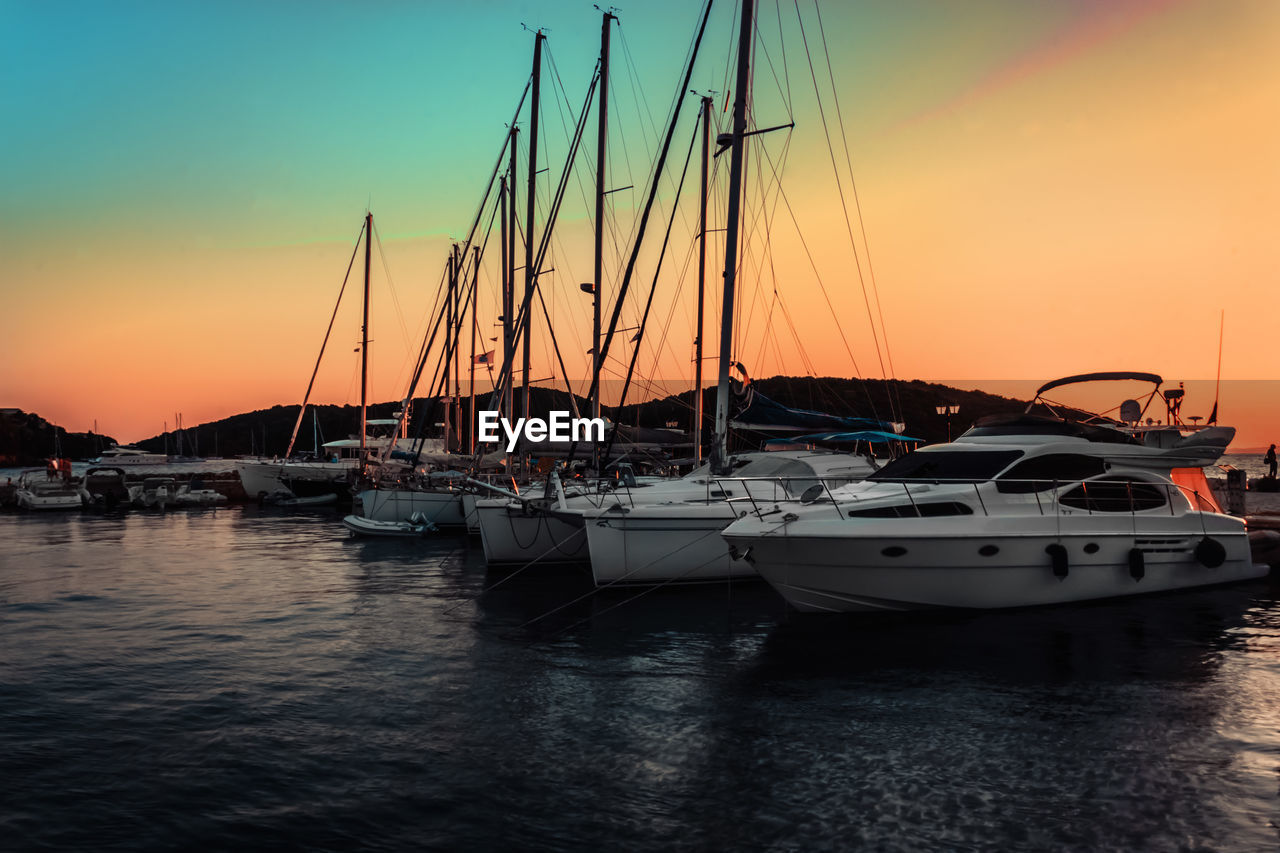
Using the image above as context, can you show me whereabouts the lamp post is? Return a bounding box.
[936,403,960,442]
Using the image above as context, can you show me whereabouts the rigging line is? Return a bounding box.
[647,238,700,391]
[792,1,888,383]
[544,46,597,225]
[751,134,795,374]
[403,265,459,457]
[406,185,501,413]
[284,219,367,458]
[609,16,705,279]
[467,62,601,461]
[537,528,734,636]
[534,282,582,419]
[774,0,793,113]
[751,3,793,123]
[752,143,886,426]
[736,125,788,361]
[812,1,901,421]
[597,105,701,466]
[753,139,859,378]
[457,78,533,282]
[369,221,416,400]
[589,0,715,421]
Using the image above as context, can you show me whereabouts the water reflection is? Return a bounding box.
[4,509,1280,851]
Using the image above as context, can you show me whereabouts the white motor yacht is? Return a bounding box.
[95,446,169,465]
[721,373,1270,612]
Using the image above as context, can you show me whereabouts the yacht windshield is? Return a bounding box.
[869,450,1023,483]
[730,457,818,480]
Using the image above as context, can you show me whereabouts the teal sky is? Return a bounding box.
[4,0,1277,443]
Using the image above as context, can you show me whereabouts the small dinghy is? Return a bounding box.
[263,489,338,507]
[341,512,437,537]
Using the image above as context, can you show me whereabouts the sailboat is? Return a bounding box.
[236,212,429,503]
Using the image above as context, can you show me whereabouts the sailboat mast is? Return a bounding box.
[505,130,517,427]
[591,12,614,434]
[712,0,753,474]
[522,30,543,444]
[444,246,456,452]
[361,211,372,459]
[694,94,711,467]
[453,243,462,445]
[470,244,479,455]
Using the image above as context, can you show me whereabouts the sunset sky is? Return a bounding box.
[3,0,1277,445]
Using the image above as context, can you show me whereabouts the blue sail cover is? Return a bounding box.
[731,388,899,434]
[763,430,920,449]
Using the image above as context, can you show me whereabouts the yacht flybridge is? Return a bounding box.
[720,373,1269,612]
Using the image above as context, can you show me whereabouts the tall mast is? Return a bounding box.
[694,94,711,466]
[505,129,517,426]
[591,11,614,437]
[360,211,372,459]
[711,0,753,474]
[443,246,456,452]
[521,30,544,440]
[453,243,462,446]
[470,244,479,455]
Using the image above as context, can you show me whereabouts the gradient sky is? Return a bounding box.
[3,0,1277,445]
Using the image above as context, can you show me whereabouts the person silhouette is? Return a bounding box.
[1265,444,1277,479]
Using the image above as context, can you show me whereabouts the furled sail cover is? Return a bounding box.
[731,386,900,434]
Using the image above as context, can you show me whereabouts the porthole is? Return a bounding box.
[978,544,999,557]
[1083,543,1099,554]
[882,546,907,557]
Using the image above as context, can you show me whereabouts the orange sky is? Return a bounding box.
[2,1,1277,446]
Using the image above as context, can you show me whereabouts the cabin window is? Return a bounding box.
[995,454,1108,493]
[848,501,974,519]
[868,450,1023,483]
[1058,479,1168,513]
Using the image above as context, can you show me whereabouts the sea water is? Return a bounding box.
[2,505,1280,850]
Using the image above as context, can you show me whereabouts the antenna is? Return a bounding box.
[1211,309,1224,424]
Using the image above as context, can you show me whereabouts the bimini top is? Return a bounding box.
[1028,372,1162,410]
[962,413,1141,445]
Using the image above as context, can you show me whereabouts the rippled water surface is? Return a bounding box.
[3,507,1280,851]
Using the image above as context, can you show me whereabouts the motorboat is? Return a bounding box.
[720,373,1271,612]
[79,466,131,510]
[172,484,228,507]
[15,469,82,511]
[583,451,875,585]
[133,477,179,510]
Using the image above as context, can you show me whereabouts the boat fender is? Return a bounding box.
[1195,537,1226,569]
[1128,547,1145,581]
[1046,543,1069,579]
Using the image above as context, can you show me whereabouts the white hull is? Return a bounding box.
[585,504,752,585]
[16,491,82,511]
[237,460,352,499]
[341,514,432,537]
[357,488,466,526]
[461,494,480,535]
[724,516,1266,612]
[475,499,589,564]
